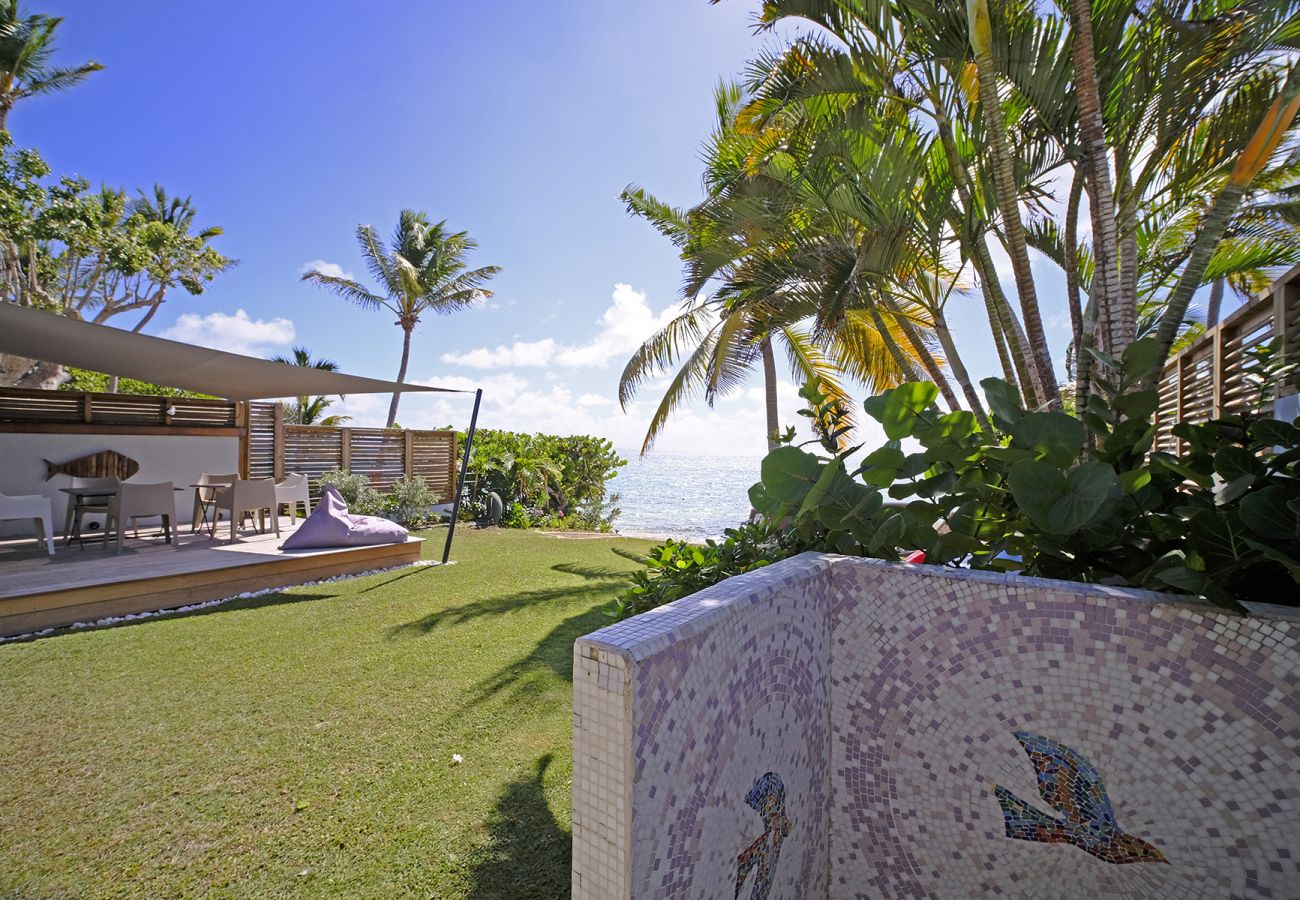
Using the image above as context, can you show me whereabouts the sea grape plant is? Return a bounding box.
[745,338,1300,613]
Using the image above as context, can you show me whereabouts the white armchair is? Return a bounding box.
[104,482,181,553]
[0,491,55,555]
[212,478,279,543]
[274,473,311,525]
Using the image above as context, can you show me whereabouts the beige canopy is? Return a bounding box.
[0,303,464,400]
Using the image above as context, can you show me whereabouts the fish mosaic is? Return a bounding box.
[44,450,139,481]
[735,772,793,900]
[994,731,1169,865]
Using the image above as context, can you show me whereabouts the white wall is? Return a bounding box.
[0,432,239,538]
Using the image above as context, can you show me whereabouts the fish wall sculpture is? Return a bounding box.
[44,450,139,481]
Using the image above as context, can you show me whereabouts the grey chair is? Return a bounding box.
[63,476,118,544]
[104,482,181,553]
[211,478,279,543]
[192,472,239,534]
[0,491,56,555]
[274,473,311,525]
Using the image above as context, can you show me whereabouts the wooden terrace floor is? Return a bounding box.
[0,523,424,637]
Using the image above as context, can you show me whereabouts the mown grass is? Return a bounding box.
[0,527,656,899]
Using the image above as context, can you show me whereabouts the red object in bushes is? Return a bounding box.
[903,550,927,564]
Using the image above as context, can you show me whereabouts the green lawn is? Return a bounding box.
[0,528,657,899]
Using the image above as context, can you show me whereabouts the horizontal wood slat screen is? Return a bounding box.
[1153,274,1299,454]
[0,388,238,429]
[246,402,457,500]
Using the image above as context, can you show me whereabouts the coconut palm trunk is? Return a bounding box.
[760,336,780,450]
[967,0,1060,407]
[1205,278,1226,328]
[388,323,414,428]
[933,105,1036,404]
[1063,166,1086,360]
[933,307,993,431]
[1068,0,1128,371]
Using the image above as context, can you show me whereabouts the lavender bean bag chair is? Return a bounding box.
[281,485,408,550]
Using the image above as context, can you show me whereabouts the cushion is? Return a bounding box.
[281,486,409,550]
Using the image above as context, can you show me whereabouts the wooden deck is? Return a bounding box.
[0,524,424,637]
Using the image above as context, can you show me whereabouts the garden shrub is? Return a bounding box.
[615,339,1300,621]
[319,468,386,516]
[386,475,440,528]
[612,520,808,621]
[465,430,625,530]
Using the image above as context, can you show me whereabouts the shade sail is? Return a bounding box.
[0,303,465,400]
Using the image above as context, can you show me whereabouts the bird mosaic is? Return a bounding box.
[993,731,1169,865]
[735,772,793,900]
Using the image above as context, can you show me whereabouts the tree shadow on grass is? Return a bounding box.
[465,753,571,900]
[387,564,630,639]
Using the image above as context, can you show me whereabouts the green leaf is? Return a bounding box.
[1213,446,1265,481]
[1011,412,1084,467]
[877,382,939,440]
[1251,418,1300,448]
[868,511,905,554]
[1243,538,1300,581]
[760,446,823,505]
[1239,485,1300,538]
[980,377,1024,429]
[1007,459,1120,535]
[1120,337,1161,382]
[859,445,906,488]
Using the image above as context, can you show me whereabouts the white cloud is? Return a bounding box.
[577,393,612,407]
[161,309,295,355]
[299,259,353,280]
[439,283,683,370]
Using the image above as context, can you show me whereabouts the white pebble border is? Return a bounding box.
[0,558,452,644]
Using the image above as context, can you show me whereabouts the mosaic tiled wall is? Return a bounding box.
[572,554,1300,899]
[573,554,835,899]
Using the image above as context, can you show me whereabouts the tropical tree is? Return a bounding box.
[270,346,351,426]
[718,0,1300,420]
[0,1,102,132]
[620,81,932,452]
[302,211,501,427]
[0,139,232,387]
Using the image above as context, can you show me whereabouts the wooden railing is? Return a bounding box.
[0,387,239,434]
[245,402,457,501]
[1154,267,1300,453]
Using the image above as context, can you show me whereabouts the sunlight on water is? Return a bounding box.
[610,449,764,542]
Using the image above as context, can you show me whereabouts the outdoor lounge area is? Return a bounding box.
[0,524,424,637]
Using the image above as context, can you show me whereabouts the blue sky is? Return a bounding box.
[18,1,1230,452]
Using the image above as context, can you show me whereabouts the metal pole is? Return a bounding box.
[442,388,481,564]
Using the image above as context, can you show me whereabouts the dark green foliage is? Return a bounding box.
[620,338,1300,619]
[59,367,214,398]
[611,520,809,621]
[465,430,625,531]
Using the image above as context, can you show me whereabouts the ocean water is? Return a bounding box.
[609,449,764,542]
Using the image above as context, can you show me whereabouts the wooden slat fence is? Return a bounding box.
[1154,270,1300,453]
[246,402,457,501]
[0,387,238,432]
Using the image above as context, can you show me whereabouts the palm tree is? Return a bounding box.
[0,1,102,131]
[302,211,501,427]
[270,346,351,426]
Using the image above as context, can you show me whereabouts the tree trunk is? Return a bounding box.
[1206,277,1226,328]
[967,0,1060,407]
[387,324,414,428]
[760,336,779,451]
[1063,165,1086,365]
[887,301,962,411]
[933,106,1032,403]
[107,375,119,393]
[1068,0,1129,364]
[868,304,923,383]
[933,307,993,432]
[1147,63,1300,381]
